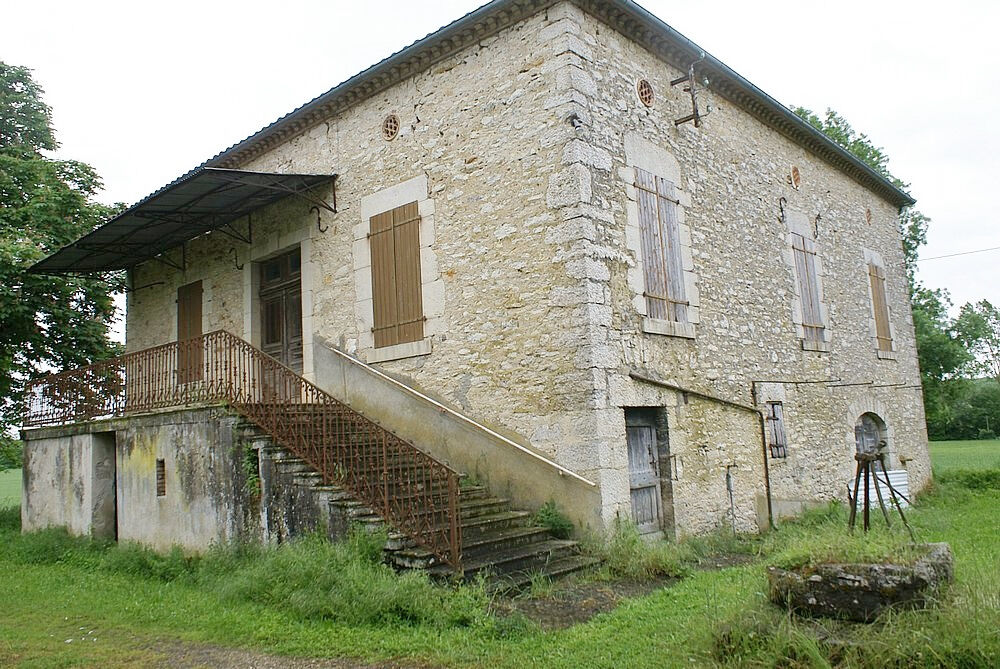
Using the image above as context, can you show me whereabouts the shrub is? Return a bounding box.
[533,501,573,539]
[978,429,997,440]
[937,467,1000,490]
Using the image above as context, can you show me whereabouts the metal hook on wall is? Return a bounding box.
[311,206,328,233]
[778,196,787,225]
[230,247,244,271]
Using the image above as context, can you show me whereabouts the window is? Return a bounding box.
[791,233,825,346]
[369,202,424,348]
[155,459,166,497]
[868,263,893,352]
[765,402,787,459]
[635,167,687,322]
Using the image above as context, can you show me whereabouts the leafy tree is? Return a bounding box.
[955,300,1000,380]
[0,62,122,436]
[0,435,22,471]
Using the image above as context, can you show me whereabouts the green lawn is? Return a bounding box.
[930,439,1000,471]
[0,468,20,507]
[0,445,996,668]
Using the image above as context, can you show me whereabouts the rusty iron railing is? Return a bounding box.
[23,330,462,569]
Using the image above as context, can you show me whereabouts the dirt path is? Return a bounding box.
[145,641,434,669]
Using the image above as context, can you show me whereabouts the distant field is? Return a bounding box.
[930,439,1000,472]
[0,469,20,507]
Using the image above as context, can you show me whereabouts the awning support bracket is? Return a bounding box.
[152,244,186,272]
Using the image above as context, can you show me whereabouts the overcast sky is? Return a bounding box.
[6,0,998,322]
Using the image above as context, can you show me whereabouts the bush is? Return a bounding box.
[937,467,1000,490]
[978,428,997,440]
[533,501,573,539]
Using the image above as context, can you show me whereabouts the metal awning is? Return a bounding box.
[29,168,336,274]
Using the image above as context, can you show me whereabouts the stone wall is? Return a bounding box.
[124,1,930,537]
[545,4,930,534]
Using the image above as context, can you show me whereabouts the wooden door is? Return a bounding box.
[626,417,663,534]
[177,280,203,383]
[259,249,303,374]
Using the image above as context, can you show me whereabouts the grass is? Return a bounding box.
[929,438,1000,471]
[0,468,20,507]
[0,446,997,668]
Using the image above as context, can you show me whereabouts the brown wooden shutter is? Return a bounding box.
[370,202,424,348]
[792,234,824,343]
[635,167,687,322]
[868,263,893,351]
[176,280,203,382]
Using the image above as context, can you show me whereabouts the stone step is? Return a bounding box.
[427,539,580,580]
[490,554,603,593]
[391,525,553,569]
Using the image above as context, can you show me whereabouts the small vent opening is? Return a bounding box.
[382,114,400,141]
[636,79,655,107]
[156,459,166,497]
[789,165,802,190]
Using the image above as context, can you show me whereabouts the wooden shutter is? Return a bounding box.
[792,234,824,343]
[868,263,893,351]
[766,402,788,458]
[635,167,687,322]
[370,202,424,348]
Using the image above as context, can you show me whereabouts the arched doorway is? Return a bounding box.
[854,412,887,470]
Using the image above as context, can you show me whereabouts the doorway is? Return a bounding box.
[625,408,675,535]
[92,431,118,541]
[259,248,304,374]
[177,280,203,383]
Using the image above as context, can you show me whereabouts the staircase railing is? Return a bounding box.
[23,330,462,569]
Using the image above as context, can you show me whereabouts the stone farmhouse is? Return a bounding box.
[21,0,929,579]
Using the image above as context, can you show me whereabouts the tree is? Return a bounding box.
[955,300,1000,380]
[0,62,122,436]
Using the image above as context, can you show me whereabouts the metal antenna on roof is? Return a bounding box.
[672,52,709,127]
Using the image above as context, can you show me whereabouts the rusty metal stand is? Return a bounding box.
[848,449,915,540]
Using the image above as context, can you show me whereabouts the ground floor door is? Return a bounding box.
[625,409,664,534]
[259,248,304,375]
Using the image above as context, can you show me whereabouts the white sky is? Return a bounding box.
[6,0,998,328]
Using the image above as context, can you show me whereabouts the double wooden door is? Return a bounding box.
[259,248,303,375]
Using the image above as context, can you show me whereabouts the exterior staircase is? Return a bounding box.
[24,329,599,589]
[239,422,599,589]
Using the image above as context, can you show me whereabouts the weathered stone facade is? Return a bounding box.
[122,0,929,538]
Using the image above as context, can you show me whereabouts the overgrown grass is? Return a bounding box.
[587,518,760,581]
[1,448,997,668]
[0,467,20,507]
[0,520,491,631]
[713,475,1000,668]
[761,502,924,569]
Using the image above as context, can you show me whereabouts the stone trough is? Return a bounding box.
[767,542,954,622]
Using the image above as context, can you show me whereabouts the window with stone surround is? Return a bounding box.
[369,202,424,349]
[790,232,828,350]
[863,249,896,359]
[868,262,893,353]
[622,134,699,340]
[765,402,788,459]
[635,167,687,323]
[354,175,443,364]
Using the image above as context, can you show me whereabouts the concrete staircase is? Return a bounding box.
[239,423,598,589]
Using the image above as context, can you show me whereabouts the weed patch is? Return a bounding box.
[533,501,573,539]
